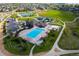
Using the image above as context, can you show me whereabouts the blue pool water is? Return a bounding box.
[26,28,44,39]
[20,13,30,17]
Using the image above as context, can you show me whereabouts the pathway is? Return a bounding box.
[29,45,36,56]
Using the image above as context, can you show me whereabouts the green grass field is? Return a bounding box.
[17,17,33,21]
[10,13,18,19]
[3,36,33,55]
[39,10,76,22]
[10,10,76,22]
[58,20,79,50]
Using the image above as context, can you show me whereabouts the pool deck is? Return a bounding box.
[19,26,47,44]
[19,25,60,44]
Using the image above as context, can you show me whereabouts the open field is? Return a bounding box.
[38,10,76,22]
[58,20,79,50]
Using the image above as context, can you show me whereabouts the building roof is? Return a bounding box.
[37,17,52,22]
[6,18,16,22]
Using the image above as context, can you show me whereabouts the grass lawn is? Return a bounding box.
[38,10,76,22]
[58,20,79,50]
[10,13,18,19]
[3,36,33,55]
[17,17,33,21]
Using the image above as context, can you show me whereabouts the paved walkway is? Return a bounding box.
[29,45,36,56]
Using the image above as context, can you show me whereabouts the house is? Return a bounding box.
[6,18,18,33]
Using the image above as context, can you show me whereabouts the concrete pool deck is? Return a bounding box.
[19,26,47,44]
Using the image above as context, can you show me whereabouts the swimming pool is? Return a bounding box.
[19,13,30,17]
[26,28,45,39]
